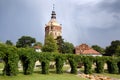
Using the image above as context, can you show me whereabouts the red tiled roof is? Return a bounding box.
[34,46,41,49]
[82,49,100,55]
[75,44,101,55]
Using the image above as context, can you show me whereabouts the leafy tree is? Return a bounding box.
[42,35,58,52]
[62,42,74,54]
[105,40,120,56]
[56,36,64,53]
[92,45,105,54]
[16,36,36,48]
[115,46,120,56]
[5,40,13,46]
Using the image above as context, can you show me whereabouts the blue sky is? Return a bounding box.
[0,0,120,48]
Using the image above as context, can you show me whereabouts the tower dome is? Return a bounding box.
[45,9,62,40]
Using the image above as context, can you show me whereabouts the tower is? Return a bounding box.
[45,5,62,40]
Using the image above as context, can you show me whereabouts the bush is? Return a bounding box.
[0,43,19,76]
[95,57,105,73]
[117,57,120,74]
[18,48,37,75]
[39,52,52,74]
[106,57,118,74]
[67,54,78,74]
[83,56,93,74]
[55,54,66,74]
[118,62,120,74]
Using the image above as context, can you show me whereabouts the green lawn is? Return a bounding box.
[0,63,120,80]
[0,73,86,80]
[0,63,86,80]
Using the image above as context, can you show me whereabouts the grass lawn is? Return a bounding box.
[0,63,120,80]
[0,73,87,80]
[0,63,87,80]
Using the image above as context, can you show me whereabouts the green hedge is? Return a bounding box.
[67,54,78,74]
[106,57,118,74]
[83,56,93,74]
[118,61,120,74]
[95,57,105,73]
[18,48,37,75]
[117,57,120,74]
[0,43,19,76]
[55,54,66,74]
[39,52,53,74]
[1,44,120,76]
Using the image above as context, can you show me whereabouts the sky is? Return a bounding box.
[0,0,120,48]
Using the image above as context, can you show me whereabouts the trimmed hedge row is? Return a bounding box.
[0,43,19,76]
[0,44,120,76]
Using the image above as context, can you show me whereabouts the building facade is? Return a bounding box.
[75,44,102,56]
[45,10,62,40]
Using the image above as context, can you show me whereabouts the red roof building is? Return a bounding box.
[75,44,101,56]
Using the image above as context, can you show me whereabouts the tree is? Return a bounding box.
[56,36,64,53]
[42,35,58,52]
[5,40,13,46]
[62,42,74,54]
[16,36,36,48]
[91,45,105,54]
[105,40,120,56]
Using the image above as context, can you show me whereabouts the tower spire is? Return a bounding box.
[53,4,55,11]
[51,4,56,19]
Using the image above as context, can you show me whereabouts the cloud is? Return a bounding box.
[0,0,120,48]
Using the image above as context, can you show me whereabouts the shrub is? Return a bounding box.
[95,57,105,73]
[55,54,66,74]
[67,54,78,74]
[0,43,19,76]
[83,56,93,74]
[117,57,120,74]
[106,57,118,74]
[118,62,120,74]
[39,52,52,74]
[18,48,37,75]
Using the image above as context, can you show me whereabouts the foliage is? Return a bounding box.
[5,40,13,46]
[42,35,58,52]
[106,57,118,74]
[39,53,53,74]
[18,48,37,75]
[0,43,19,76]
[62,42,74,54]
[117,57,120,74]
[105,40,120,56]
[92,45,105,54]
[67,54,78,74]
[115,46,120,56]
[55,54,66,74]
[83,56,93,74]
[118,61,120,74]
[95,57,105,73]
[56,36,64,53]
[16,36,36,48]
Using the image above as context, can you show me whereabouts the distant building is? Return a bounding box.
[44,9,62,40]
[34,46,42,52]
[75,44,102,56]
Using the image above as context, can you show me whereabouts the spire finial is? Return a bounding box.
[51,4,56,19]
[53,4,55,11]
